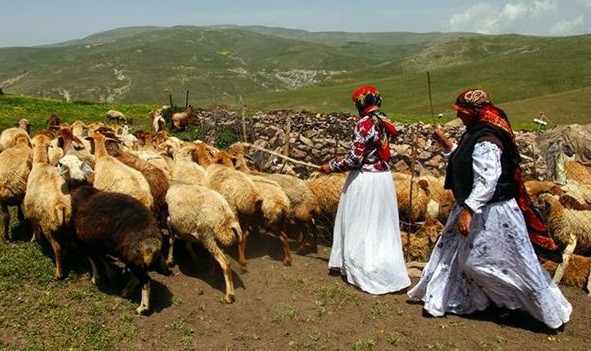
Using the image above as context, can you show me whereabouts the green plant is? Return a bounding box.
[352,338,377,351]
[387,333,401,346]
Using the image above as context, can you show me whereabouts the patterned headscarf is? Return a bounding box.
[452,88,491,115]
[453,88,513,136]
[351,85,382,117]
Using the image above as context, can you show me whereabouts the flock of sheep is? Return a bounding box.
[1,110,591,315]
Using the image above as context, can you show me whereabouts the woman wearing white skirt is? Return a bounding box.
[319,85,410,295]
[408,89,571,329]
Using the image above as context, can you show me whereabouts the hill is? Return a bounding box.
[0,26,590,124]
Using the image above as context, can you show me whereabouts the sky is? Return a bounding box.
[1,0,590,48]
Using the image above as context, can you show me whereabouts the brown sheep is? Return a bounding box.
[98,127,170,232]
[46,114,61,132]
[400,218,444,262]
[565,160,591,186]
[524,180,564,203]
[540,254,591,295]
[559,194,591,210]
[171,105,194,131]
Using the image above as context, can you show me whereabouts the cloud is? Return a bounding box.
[550,15,585,34]
[448,1,557,34]
[577,0,591,8]
[532,0,557,16]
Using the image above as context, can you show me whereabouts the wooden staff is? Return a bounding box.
[236,142,321,170]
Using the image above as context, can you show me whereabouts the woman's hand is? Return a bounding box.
[319,164,332,174]
[457,206,473,236]
[432,128,453,152]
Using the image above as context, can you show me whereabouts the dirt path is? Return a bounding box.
[115,234,591,351]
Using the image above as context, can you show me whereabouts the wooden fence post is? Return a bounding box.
[240,95,248,142]
[283,113,292,156]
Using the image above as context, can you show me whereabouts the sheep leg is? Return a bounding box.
[29,221,44,243]
[295,222,318,255]
[136,279,151,315]
[1,204,10,241]
[89,257,101,285]
[294,223,307,254]
[165,228,176,267]
[128,267,151,315]
[277,230,293,266]
[16,205,25,222]
[204,238,235,303]
[553,236,577,283]
[46,236,64,280]
[237,227,251,273]
[185,241,199,260]
[122,274,140,298]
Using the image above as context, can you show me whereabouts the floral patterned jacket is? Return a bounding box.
[328,112,391,172]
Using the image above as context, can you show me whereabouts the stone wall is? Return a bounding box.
[191,108,551,180]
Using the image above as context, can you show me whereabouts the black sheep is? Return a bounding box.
[58,154,162,315]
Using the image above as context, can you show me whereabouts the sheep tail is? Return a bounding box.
[216,223,242,247]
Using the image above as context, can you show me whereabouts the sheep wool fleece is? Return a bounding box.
[328,170,411,294]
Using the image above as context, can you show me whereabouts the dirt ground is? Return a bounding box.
[104,233,591,351]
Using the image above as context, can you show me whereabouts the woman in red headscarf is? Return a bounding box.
[319,85,410,295]
[407,89,571,329]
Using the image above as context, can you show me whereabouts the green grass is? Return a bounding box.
[0,210,139,351]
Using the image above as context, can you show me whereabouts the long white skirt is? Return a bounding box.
[407,200,572,329]
[328,170,410,294]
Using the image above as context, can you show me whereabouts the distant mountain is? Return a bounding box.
[0,25,589,121]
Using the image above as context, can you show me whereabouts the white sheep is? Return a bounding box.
[304,172,347,239]
[201,162,263,272]
[57,154,163,315]
[163,140,206,185]
[105,110,127,124]
[0,134,31,241]
[23,133,71,279]
[165,182,243,303]
[88,131,154,210]
[264,173,321,254]
[0,126,30,152]
[242,174,293,269]
[16,119,31,134]
[150,110,166,133]
[536,193,591,284]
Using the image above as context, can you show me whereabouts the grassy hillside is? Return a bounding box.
[0,26,590,129]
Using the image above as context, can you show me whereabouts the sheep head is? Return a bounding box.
[57,154,94,185]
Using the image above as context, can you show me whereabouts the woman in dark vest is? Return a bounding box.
[407,88,571,329]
